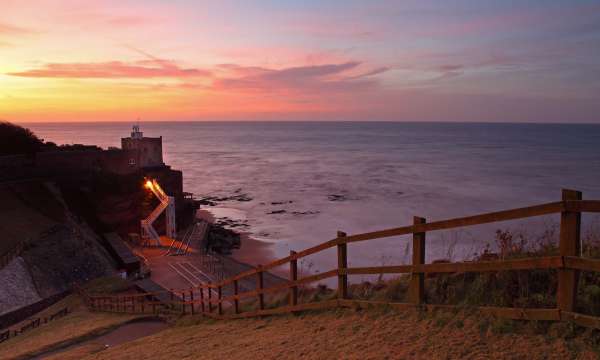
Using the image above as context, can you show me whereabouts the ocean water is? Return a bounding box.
[25,122,600,273]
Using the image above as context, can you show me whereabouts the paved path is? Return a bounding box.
[135,220,287,302]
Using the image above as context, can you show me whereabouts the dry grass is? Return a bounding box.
[51,307,600,360]
[0,295,143,360]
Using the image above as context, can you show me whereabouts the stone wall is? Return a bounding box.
[0,149,138,182]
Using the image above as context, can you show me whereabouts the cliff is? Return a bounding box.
[0,122,197,317]
[0,182,115,314]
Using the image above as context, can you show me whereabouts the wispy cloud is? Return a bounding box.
[8,60,212,79]
[213,61,387,93]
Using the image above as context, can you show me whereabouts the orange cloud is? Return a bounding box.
[8,60,212,79]
[0,23,32,35]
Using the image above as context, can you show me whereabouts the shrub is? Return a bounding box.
[0,121,44,155]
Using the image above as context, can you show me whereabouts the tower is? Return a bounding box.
[121,124,164,168]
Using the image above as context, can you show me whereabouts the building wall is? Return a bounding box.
[121,137,164,168]
[0,149,139,181]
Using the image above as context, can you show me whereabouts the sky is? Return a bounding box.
[1,0,599,123]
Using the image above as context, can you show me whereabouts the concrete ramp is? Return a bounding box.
[134,278,179,303]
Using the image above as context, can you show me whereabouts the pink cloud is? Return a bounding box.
[8,60,212,79]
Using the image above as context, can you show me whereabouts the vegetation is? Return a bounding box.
[81,276,135,296]
[0,121,104,157]
[341,221,600,316]
[0,121,44,156]
[227,220,600,320]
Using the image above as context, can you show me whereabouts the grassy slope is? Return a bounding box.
[0,295,142,360]
[50,306,598,360]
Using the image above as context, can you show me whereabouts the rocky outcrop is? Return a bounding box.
[206,224,241,255]
[0,257,41,315]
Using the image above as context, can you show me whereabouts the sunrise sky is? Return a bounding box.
[1,0,599,123]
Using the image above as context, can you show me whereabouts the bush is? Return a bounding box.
[0,121,44,155]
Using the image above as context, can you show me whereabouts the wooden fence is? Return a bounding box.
[0,307,69,344]
[85,189,600,329]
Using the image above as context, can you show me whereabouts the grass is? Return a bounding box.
[0,294,144,360]
[82,276,135,295]
[47,306,599,360]
[8,221,600,358]
[336,220,600,317]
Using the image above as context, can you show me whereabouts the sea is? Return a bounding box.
[24,122,600,275]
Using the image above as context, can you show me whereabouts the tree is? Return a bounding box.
[0,121,44,155]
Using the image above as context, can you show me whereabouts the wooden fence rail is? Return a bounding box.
[85,190,600,329]
[0,307,69,344]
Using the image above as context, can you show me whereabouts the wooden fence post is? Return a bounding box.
[234,280,240,314]
[208,282,213,313]
[290,250,298,306]
[558,189,582,312]
[218,285,223,315]
[170,289,174,310]
[337,231,348,299]
[181,291,186,315]
[257,265,265,310]
[200,287,205,313]
[190,288,195,315]
[409,216,426,305]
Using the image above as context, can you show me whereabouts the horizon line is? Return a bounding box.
[10,119,600,126]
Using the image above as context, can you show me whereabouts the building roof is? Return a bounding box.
[103,232,139,267]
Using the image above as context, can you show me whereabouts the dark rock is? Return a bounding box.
[267,210,286,215]
[328,194,347,202]
[197,198,217,206]
[198,191,253,204]
[271,201,294,205]
[292,210,320,215]
[206,223,241,254]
